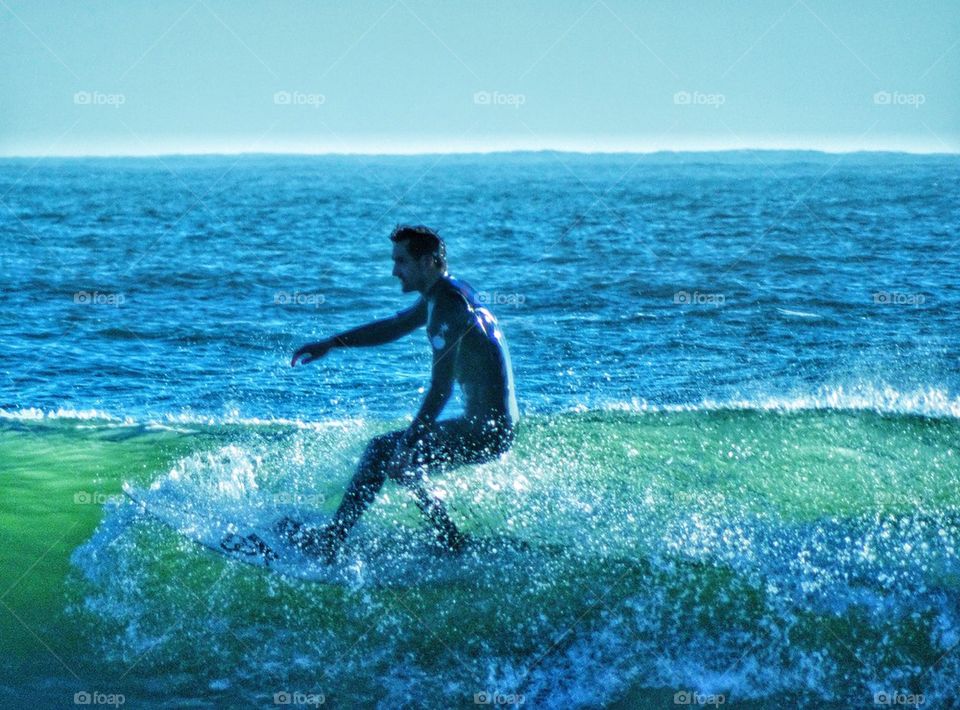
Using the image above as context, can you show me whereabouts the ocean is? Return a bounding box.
[1,152,958,708]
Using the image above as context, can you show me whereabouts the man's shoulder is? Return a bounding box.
[431,276,474,309]
[428,277,474,326]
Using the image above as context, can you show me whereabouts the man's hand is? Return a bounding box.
[291,339,334,366]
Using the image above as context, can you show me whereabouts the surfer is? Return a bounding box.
[283,225,520,562]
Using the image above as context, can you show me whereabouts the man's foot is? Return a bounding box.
[273,517,342,564]
[273,516,308,545]
[273,516,296,534]
[303,527,342,564]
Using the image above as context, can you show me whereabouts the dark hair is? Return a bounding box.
[390,225,446,267]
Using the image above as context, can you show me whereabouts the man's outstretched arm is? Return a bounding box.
[292,299,427,366]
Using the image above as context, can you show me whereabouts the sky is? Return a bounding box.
[1,0,958,156]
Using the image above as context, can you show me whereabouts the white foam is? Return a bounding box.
[0,406,133,423]
[592,384,960,419]
[0,406,366,430]
[5,383,959,430]
[776,307,822,319]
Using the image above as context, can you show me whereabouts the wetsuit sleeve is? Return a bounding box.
[330,298,427,348]
[405,293,472,444]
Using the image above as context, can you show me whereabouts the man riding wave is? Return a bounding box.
[283,225,519,562]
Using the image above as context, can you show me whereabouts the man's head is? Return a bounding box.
[390,225,447,294]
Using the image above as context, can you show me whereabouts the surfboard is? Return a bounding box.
[122,483,543,588]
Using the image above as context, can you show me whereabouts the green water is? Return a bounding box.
[1,409,958,707]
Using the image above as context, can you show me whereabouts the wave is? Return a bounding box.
[4,384,959,428]
[0,406,365,430]
[55,400,960,706]
[585,384,960,419]
[775,307,823,319]
[0,383,955,705]
[0,407,133,423]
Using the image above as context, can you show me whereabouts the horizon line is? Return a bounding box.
[1,146,958,159]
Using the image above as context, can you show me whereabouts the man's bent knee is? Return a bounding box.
[359,430,405,472]
[353,464,386,490]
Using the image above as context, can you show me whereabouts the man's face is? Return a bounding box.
[391,242,431,293]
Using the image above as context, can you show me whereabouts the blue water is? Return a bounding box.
[2,152,960,708]
[3,152,958,422]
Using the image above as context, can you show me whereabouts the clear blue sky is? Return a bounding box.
[1,0,957,155]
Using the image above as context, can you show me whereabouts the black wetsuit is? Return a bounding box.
[319,273,519,549]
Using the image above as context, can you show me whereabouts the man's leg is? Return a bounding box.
[407,481,467,552]
[389,419,502,552]
[289,431,401,560]
[290,421,511,558]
